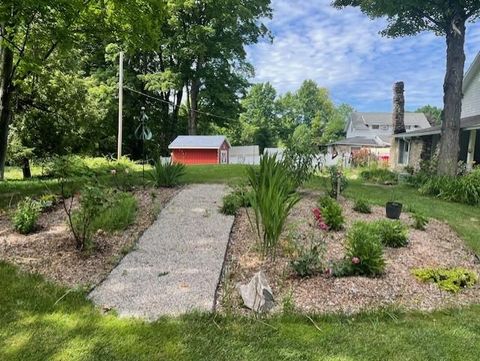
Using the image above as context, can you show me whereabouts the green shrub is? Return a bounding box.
[221,193,242,215]
[90,192,137,233]
[412,267,478,293]
[411,212,429,231]
[353,198,372,214]
[343,222,385,276]
[373,220,409,248]
[12,197,41,234]
[327,165,347,198]
[319,196,344,231]
[150,160,186,187]
[70,185,110,250]
[247,154,300,259]
[360,165,398,184]
[37,194,58,211]
[290,244,324,278]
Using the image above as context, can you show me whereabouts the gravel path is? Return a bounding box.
[89,184,234,320]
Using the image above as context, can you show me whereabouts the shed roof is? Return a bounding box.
[393,115,480,138]
[168,135,230,149]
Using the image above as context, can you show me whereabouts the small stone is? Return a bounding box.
[237,271,275,313]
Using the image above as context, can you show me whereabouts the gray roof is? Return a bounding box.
[393,115,480,138]
[168,135,230,149]
[331,136,390,147]
[348,112,431,132]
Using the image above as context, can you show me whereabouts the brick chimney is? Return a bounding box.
[393,81,406,134]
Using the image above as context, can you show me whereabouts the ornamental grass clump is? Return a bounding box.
[353,198,372,214]
[150,160,186,188]
[412,268,478,293]
[247,154,300,259]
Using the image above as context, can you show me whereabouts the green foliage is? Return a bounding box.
[327,165,347,198]
[419,169,480,205]
[221,185,252,215]
[412,268,478,293]
[12,197,41,235]
[318,196,344,231]
[373,220,409,248]
[70,185,111,251]
[416,105,442,125]
[150,160,186,188]
[353,198,372,214]
[411,212,429,231]
[343,222,385,277]
[90,192,137,233]
[37,194,58,211]
[290,244,324,278]
[360,165,398,184]
[247,154,300,259]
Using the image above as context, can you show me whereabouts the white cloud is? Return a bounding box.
[247,0,480,111]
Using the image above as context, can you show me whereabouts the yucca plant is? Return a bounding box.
[150,160,186,188]
[247,154,300,260]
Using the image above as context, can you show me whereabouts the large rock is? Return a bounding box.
[237,271,274,313]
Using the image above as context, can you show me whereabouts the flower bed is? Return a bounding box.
[218,193,480,314]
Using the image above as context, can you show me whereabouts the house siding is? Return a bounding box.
[172,149,219,165]
[462,69,480,118]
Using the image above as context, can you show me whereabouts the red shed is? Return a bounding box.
[168,135,231,165]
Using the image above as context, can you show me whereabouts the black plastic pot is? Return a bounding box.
[386,202,403,219]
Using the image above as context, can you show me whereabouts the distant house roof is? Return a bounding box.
[393,115,480,138]
[168,135,230,149]
[331,136,391,147]
[347,112,431,132]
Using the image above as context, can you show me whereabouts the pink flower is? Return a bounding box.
[352,257,361,265]
[319,222,329,231]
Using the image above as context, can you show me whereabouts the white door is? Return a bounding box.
[220,150,228,164]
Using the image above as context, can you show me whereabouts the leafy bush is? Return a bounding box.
[221,193,242,215]
[318,196,344,231]
[247,154,300,259]
[412,267,478,293]
[360,165,397,184]
[327,165,347,198]
[373,220,409,248]
[343,222,385,277]
[290,244,324,278]
[411,212,429,231]
[90,192,137,233]
[351,148,378,167]
[418,169,480,205]
[12,197,41,234]
[70,185,110,250]
[150,160,186,187]
[44,156,137,178]
[37,194,58,211]
[353,198,372,214]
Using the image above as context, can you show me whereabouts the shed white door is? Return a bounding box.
[220,150,228,164]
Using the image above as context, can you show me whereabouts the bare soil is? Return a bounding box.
[0,188,177,288]
[219,193,480,314]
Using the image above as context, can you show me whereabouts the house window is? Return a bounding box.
[398,139,410,165]
[372,125,380,130]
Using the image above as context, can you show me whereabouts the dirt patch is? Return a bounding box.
[219,194,480,315]
[0,188,177,288]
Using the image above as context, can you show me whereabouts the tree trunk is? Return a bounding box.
[0,42,14,181]
[392,81,406,135]
[22,157,32,179]
[437,17,466,176]
[188,78,200,135]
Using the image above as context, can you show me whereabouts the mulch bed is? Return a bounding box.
[0,187,177,288]
[218,192,480,314]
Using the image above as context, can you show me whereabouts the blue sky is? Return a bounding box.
[246,0,480,112]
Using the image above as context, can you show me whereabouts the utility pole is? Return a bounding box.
[117,51,124,160]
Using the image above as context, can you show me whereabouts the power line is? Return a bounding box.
[124,86,238,123]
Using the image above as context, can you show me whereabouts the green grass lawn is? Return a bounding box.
[1,262,479,361]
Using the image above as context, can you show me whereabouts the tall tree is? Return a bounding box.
[332,0,480,176]
[416,105,443,125]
